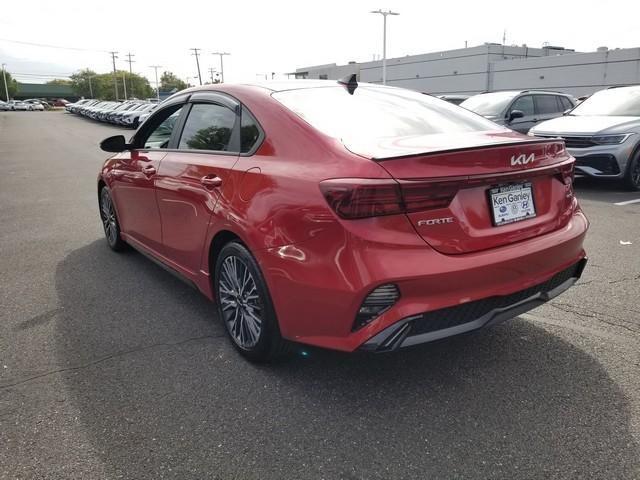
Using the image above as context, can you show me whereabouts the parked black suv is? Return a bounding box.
[461,90,576,133]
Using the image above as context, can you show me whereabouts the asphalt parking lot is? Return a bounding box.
[1,111,639,479]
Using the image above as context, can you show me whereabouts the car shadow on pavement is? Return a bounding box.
[54,240,640,480]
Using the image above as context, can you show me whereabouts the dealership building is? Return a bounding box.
[294,44,640,97]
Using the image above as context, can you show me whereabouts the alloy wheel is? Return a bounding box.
[632,158,640,187]
[218,255,263,348]
[100,190,118,245]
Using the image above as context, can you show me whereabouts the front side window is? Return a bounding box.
[535,95,562,114]
[143,107,184,149]
[178,103,237,151]
[510,95,534,116]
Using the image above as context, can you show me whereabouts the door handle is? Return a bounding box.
[142,165,156,176]
[201,175,223,188]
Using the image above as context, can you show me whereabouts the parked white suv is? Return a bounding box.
[530,85,640,190]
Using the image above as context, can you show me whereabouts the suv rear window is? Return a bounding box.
[273,86,501,142]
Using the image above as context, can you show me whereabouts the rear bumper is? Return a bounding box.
[258,208,589,352]
[360,258,586,352]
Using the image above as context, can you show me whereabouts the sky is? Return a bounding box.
[1,0,639,86]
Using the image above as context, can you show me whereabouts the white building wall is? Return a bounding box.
[296,44,640,97]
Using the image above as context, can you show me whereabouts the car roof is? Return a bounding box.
[177,79,388,95]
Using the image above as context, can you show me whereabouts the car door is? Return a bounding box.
[110,102,185,253]
[155,93,241,275]
[533,94,565,126]
[506,95,536,133]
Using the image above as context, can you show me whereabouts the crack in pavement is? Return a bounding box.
[0,334,223,390]
[549,302,640,335]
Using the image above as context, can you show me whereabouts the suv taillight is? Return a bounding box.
[319,178,458,219]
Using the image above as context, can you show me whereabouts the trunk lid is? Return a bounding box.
[376,134,575,255]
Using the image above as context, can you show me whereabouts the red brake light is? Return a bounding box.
[319,178,458,219]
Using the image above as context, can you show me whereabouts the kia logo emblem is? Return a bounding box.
[510,153,535,166]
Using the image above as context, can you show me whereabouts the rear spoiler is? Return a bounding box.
[374,138,560,162]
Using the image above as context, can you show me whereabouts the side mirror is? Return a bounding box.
[100,135,130,152]
[508,110,524,123]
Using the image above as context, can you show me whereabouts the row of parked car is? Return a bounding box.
[0,99,51,111]
[66,99,157,128]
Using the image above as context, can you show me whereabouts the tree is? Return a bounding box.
[1,70,19,101]
[160,71,187,92]
[46,79,72,86]
[69,68,153,100]
[69,69,98,99]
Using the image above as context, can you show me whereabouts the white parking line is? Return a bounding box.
[614,198,640,206]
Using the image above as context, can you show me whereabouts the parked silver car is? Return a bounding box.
[461,90,576,134]
[530,85,640,190]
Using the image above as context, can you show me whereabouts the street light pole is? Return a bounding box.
[1,64,9,102]
[211,52,230,83]
[88,75,93,98]
[370,9,399,85]
[149,65,162,102]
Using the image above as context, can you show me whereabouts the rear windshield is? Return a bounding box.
[460,91,520,116]
[272,86,501,142]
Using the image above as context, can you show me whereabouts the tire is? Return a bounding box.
[623,150,640,191]
[99,187,127,251]
[214,241,291,362]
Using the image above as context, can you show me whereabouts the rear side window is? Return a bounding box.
[559,96,573,110]
[535,95,562,114]
[273,86,501,143]
[510,96,534,116]
[240,107,262,153]
[178,103,237,152]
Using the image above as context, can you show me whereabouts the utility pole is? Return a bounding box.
[122,71,127,100]
[125,52,135,97]
[149,65,162,102]
[109,51,119,100]
[190,48,202,85]
[370,9,399,85]
[87,75,93,98]
[1,64,9,102]
[211,52,230,83]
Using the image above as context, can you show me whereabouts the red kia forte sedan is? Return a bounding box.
[97,78,588,361]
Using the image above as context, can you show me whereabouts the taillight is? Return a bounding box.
[319,179,403,219]
[319,178,458,219]
[399,179,460,212]
[559,161,575,186]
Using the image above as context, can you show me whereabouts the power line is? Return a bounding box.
[0,37,107,52]
[190,48,202,85]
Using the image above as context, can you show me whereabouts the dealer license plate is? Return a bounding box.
[489,183,536,226]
